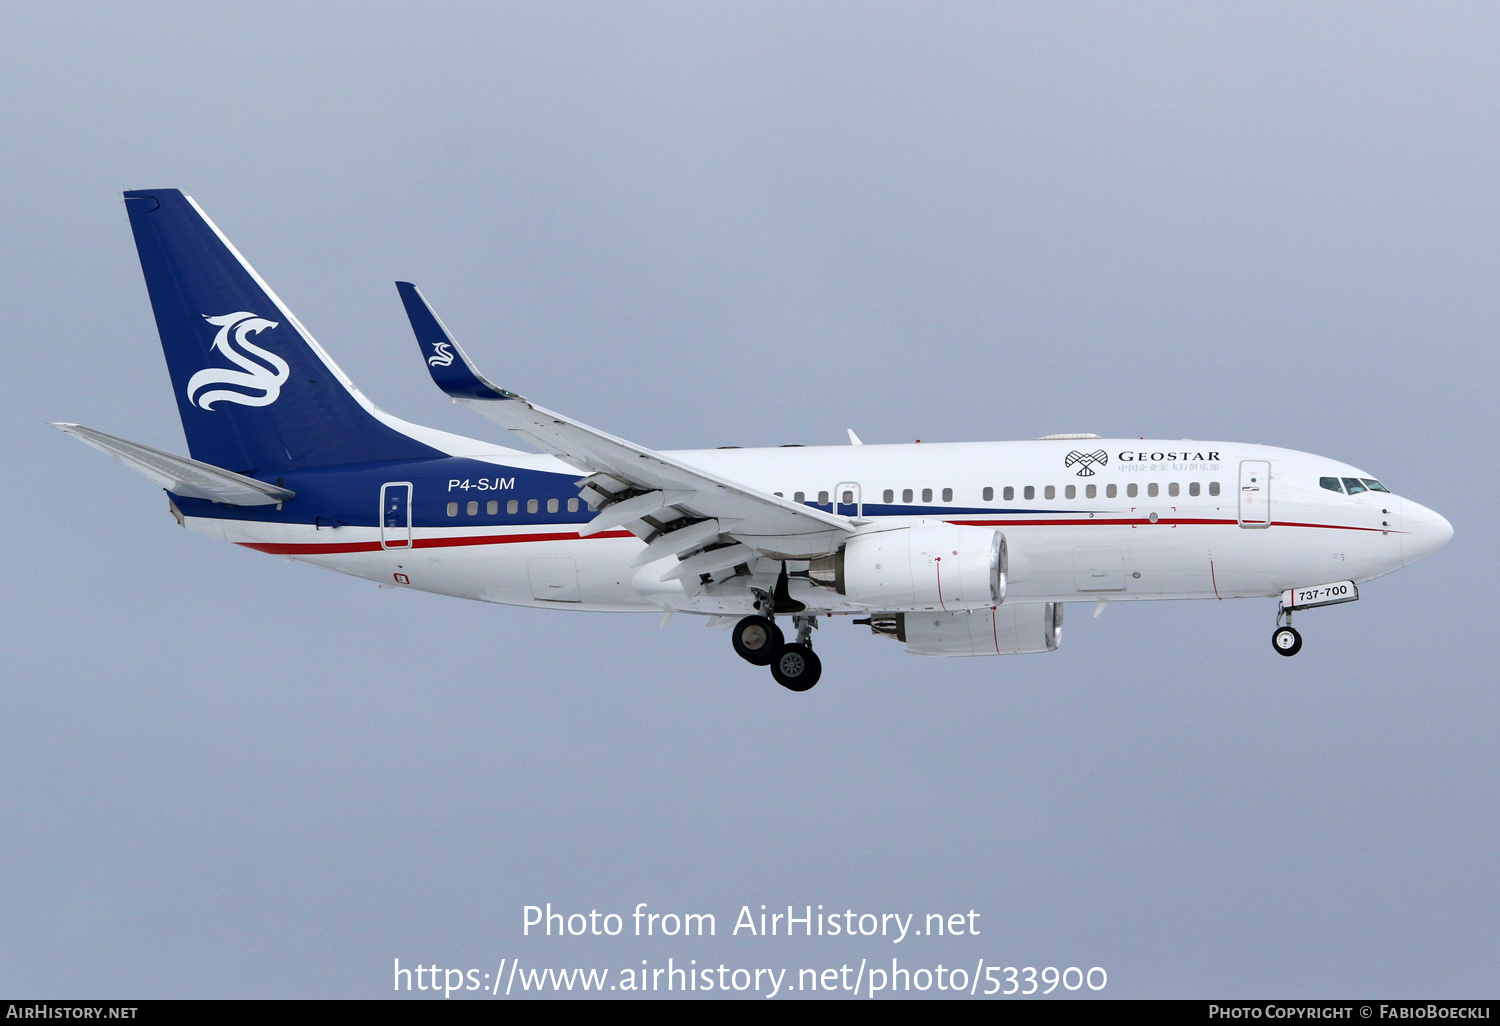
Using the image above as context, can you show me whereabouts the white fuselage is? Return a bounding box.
[181,437,1452,618]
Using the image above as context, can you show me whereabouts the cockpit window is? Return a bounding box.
[1320,477,1344,493]
[1342,477,1368,495]
[1361,478,1390,493]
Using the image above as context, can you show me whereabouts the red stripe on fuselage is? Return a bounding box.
[948,517,1397,533]
[233,516,1396,557]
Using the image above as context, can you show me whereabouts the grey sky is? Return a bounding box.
[1,3,1495,997]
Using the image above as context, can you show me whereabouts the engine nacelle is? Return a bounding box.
[813,523,1006,611]
[865,603,1063,657]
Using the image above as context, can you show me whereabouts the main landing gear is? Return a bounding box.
[1272,605,1303,657]
[732,613,822,691]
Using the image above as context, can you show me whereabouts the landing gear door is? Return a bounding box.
[835,481,861,518]
[1238,460,1271,528]
[380,482,413,549]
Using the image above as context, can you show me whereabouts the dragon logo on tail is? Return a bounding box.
[186,312,289,410]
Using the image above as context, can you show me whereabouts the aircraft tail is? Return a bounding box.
[123,189,441,473]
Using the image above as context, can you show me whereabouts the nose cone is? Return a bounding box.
[1401,498,1454,566]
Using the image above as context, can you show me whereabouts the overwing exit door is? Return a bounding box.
[380,482,413,549]
[1238,461,1271,528]
[834,481,862,517]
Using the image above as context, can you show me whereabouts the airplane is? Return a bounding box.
[55,189,1454,691]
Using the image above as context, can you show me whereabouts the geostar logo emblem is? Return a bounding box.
[427,341,455,367]
[186,312,288,410]
[1065,449,1109,477]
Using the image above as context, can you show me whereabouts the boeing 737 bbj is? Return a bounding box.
[56,190,1453,690]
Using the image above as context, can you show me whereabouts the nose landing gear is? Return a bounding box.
[1272,625,1303,656]
[732,610,823,690]
[1272,603,1303,657]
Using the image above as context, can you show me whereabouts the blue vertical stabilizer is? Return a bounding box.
[123,189,442,473]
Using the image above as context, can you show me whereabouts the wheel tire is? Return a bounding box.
[1272,626,1303,657]
[732,616,783,666]
[771,643,822,692]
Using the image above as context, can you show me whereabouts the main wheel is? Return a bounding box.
[732,615,783,666]
[770,643,822,691]
[1272,626,1303,657]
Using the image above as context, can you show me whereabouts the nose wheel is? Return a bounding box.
[1272,625,1303,657]
[731,612,823,690]
[1272,601,1303,657]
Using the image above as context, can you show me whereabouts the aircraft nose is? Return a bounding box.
[1400,498,1454,565]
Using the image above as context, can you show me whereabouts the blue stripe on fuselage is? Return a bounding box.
[171,461,1095,530]
[170,457,593,529]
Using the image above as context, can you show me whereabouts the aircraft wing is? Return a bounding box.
[53,423,295,506]
[396,282,853,562]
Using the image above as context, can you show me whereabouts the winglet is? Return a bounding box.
[395,281,516,401]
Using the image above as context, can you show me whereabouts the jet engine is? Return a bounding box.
[809,523,1006,611]
[860,603,1063,657]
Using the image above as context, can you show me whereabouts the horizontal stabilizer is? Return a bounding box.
[53,423,294,506]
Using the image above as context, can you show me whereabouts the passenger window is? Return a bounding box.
[1361,478,1390,493]
[1065,485,1076,499]
[1106,484,1117,498]
[567,498,579,512]
[547,498,559,512]
[446,502,458,517]
[1147,483,1158,498]
[1342,478,1367,495]
[1127,483,1138,498]
[527,499,538,513]
[842,490,854,504]
[941,487,953,502]
[1003,486,1014,501]
[466,501,478,515]
[1044,485,1055,500]
[902,488,913,503]
[1189,481,1200,496]
[1024,486,1035,500]
[818,491,830,505]
[487,500,498,515]
[1208,481,1220,496]
[1320,477,1344,493]
[507,499,518,514]
[883,489,894,503]
[922,488,932,502]
[1086,484,1096,498]
[982,487,993,501]
[774,492,783,498]
[794,491,806,503]
[1168,482,1179,497]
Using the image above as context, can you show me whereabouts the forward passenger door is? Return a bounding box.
[1238,460,1271,528]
